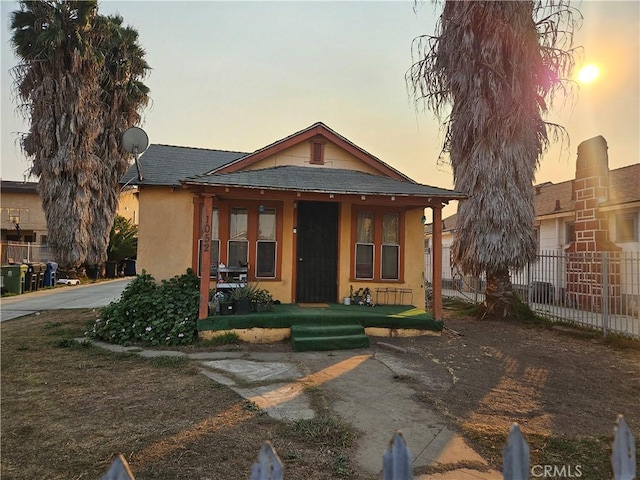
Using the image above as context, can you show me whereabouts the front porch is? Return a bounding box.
[198,303,443,349]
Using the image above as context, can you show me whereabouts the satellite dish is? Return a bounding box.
[122,127,149,181]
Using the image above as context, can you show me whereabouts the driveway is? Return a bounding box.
[0,278,131,322]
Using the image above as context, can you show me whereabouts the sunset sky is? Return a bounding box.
[2,1,638,219]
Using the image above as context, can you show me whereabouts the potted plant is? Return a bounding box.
[216,291,235,315]
[353,287,364,305]
[230,283,256,315]
[252,287,275,312]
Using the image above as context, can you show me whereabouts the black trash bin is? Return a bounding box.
[85,264,102,280]
[44,262,59,286]
[124,259,137,276]
[37,262,46,289]
[105,261,118,278]
[531,281,554,304]
[24,263,37,291]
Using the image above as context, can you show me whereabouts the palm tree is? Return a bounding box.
[11,0,102,271]
[10,1,149,273]
[409,1,580,319]
[107,215,138,264]
[85,14,150,267]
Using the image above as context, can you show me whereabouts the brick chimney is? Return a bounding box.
[566,135,619,253]
[564,136,621,313]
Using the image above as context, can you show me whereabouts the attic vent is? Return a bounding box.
[310,141,325,165]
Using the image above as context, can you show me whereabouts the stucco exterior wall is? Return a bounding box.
[403,208,428,308]
[248,142,382,175]
[117,188,139,224]
[137,187,194,281]
[0,191,48,242]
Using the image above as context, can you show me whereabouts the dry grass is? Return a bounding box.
[0,310,367,480]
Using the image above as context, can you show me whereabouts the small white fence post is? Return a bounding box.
[382,431,413,480]
[250,441,284,480]
[612,415,636,480]
[503,424,530,480]
[101,454,135,480]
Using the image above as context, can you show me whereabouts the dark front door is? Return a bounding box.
[296,201,338,303]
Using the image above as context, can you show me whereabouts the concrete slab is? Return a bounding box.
[317,355,474,476]
[202,359,303,383]
[234,383,315,421]
[199,361,315,421]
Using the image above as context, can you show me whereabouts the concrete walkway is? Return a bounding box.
[89,340,501,479]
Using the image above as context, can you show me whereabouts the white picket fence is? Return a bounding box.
[102,416,636,480]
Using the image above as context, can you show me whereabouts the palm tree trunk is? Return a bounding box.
[482,268,521,320]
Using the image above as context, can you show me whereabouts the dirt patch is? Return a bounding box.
[371,311,640,473]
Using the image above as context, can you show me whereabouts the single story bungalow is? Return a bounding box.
[121,122,465,320]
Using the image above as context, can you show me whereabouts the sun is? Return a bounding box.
[578,64,600,84]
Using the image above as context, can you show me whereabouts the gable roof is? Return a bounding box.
[211,122,414,182]
[184,165,464,200]
[120,144,248,187]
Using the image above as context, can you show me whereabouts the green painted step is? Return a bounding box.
[291,323,365,338]
[291,323,370,352]
[292,334,370,352]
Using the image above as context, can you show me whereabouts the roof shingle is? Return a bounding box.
[121,144,248,186]
[184,165,464,198]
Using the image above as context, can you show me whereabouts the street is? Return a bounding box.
[0,278,131,322]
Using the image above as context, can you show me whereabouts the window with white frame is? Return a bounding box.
[256,207,276,277]
[616,212,638,242]
[355,212,374,279]
[565,221,575,245]
[229,207,248,267]
[381,213,399,279]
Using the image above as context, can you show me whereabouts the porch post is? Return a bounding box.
[199,194,214,320]
[432,204,443,320]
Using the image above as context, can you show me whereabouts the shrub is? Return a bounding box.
[87,269,200,346]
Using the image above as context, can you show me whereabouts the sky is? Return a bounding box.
[2,1,639,220]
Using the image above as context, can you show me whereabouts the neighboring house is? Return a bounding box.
[121,122,465,318]
[1,180,47,243]
[425,135,640,312]
[1,179,139,263]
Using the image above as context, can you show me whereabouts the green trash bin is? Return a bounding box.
[1,264,28,295]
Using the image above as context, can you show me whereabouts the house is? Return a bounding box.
[1,180,47,244]
[425,135,640,312]
[1,179,139,264]
[121,122,465,319]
